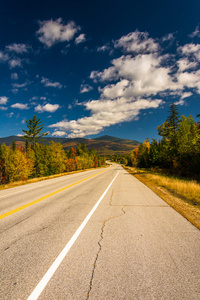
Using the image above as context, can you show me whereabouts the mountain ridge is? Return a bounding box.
[0,135,140,155]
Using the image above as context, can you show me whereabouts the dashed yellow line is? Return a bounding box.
[0,169,107,220]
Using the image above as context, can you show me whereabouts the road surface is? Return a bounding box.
[0,164,200,299]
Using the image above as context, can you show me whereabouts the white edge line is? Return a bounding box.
[27,170,119,300]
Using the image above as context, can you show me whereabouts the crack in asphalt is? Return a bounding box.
[86,190,125,300]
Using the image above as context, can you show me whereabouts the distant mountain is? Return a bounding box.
[0,135,140,155]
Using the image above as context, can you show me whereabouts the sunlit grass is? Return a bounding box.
[144,173,200,206]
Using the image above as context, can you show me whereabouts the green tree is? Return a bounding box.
[157,103,180,158]
[11,140,16,151]
[22,115,48,149]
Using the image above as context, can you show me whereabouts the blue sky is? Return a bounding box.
[0,0,200,142]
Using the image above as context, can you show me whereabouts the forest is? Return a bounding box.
[0,116,105,184]
[113,103,200,180]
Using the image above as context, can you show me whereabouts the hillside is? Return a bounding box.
[0,135,140,155]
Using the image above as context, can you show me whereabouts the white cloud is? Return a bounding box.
[178,43,200,61]
[11,103,29,110]
[6,112,14,118]
[0,51,9,62]
[177,58,198,72]
[41,77,62,88]
[0,96,8,105]
[80,84,93,93]
[12,89,19,94]
[35,103,60,113]
[75,34,86,45]
[0,106,7,111]
[9,58,22,68]
[6,43,30,54]
[49,98,163,137]
[52,130,66,137]
[12,82,29,88]
[50,29,200,138]
[11,73,18,80]
[176,70,200,92]
[175,92,193,106]
[181,91,193,99]
[162,33,175,42]
[189,26,200,38]
[37,18,80,47]
[91,54,175,96]
[97,44,111,52]
[22,118,26,124]
[114,30,159,54]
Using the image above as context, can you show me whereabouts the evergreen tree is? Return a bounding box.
[157,103,180,156]
[11,141,16,151]
[22,115,48,149]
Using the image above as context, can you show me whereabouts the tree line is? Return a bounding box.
[0,116,105,184]
[117,103,200,179]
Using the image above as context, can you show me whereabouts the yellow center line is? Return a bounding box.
[0,169,108,220]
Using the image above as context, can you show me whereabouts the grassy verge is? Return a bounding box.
[124,166,200,230]
[0,165,109,191]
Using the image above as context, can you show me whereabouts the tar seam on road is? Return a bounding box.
[0,169,108,220]
[86,190,126,300]
[26,170,119,300]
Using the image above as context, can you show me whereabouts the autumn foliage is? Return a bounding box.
[0,142,105,184]
[126,104,200,179]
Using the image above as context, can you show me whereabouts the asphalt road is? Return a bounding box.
[0,164,200,300]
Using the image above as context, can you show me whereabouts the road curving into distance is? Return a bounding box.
[0,164,200,299]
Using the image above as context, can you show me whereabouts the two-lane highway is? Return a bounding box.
[0,164,200,299]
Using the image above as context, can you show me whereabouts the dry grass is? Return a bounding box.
[143,173,200,206]
[124,166,200,230]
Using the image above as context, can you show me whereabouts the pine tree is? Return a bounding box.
[157,103,180,155]
[11,141,16,151]
[22,115,48,149]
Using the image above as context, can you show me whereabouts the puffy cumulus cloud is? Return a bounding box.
[11,103,29,110]
[0,51,9,62]
[8,58,22,68]
[100,79,130,99]
[6,43,30,54]
[178,43,200,61]
[41,77,62,88]
[49,98,163,138]
[50,29,200,138]
[37,18,80,47]
[35,103,60,113]
[90,67,118,82]
[75,34,86,45]
[92,54,175,96]
[176,70,200,93]
[114,30,159,54]
[0,96,8,105]
[177,58,198,72]
[80,84,93,93]
[52,130,66,137]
